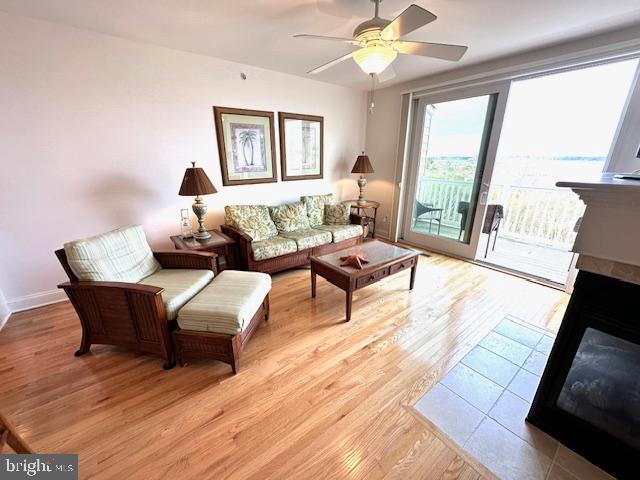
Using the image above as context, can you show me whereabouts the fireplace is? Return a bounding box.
[527,270,640,479]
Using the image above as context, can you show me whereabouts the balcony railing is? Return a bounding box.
[416,178,583,248]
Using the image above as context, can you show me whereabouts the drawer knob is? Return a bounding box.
[369,275,375,281]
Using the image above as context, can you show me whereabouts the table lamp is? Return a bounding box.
[178,161,217,240]
[351,152,374,206]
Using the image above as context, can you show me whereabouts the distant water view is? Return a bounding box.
[423,155,605,187]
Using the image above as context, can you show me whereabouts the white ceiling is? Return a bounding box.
[1,0,640,90]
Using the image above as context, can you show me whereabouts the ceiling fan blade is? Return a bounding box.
[381,4,437,41]
[294,34,356,44]
[393,41,468,61]
[308,51,354,74]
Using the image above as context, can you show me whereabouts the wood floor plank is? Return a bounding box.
[0,253,568,479]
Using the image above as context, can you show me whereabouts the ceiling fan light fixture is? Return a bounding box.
[353,45,397,75]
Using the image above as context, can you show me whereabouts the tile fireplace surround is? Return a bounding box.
[414,316,612,480]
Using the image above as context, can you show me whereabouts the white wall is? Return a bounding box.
[364,25,640,235]
[0,13,366,312]
[0,288,10,329]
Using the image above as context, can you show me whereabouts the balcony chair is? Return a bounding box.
[414,200,443,235]
[56,225,217,369]
[457,201,470,241]
[482,204,504,258]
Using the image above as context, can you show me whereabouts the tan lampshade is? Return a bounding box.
[351,153,374,174]
[178,162,217,196]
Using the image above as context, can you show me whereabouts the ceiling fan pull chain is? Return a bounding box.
[368,73,376,114]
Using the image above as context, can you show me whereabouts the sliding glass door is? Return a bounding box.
[478,59,639,286]
[401,84,509,258]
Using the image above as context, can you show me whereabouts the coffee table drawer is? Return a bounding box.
[356,267,388,288]
[389,257,415,275]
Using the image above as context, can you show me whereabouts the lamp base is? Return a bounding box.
[357,175,367,206]
[192,196,210,241]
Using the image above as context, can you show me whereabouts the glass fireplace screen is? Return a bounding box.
[557,327,640,449]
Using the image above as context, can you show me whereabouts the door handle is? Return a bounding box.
[480,191,488,205]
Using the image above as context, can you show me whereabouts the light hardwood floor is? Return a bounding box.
[0,252,569,479]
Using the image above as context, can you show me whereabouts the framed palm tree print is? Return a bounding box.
[213,106,277,186]
[278,112,324,181]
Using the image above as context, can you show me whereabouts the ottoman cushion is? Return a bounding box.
[177,270,271,335]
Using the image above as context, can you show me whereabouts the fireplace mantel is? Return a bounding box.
[557,174,640,277]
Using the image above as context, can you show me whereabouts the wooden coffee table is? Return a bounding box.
[310,240,419,321]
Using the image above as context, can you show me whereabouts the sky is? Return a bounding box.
[423,58,638,158]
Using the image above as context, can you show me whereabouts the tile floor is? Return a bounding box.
[414,316,614,480]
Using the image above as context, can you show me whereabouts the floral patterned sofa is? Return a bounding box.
[221,194,365,273]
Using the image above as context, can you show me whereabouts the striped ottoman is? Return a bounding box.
[172,270,271,373]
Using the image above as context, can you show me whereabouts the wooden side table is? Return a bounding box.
[170,230,236,270]
[342,200,380,238]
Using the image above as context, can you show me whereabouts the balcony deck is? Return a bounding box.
[412,179,581,285]
[410,223,572,285]
[477,234,572,284]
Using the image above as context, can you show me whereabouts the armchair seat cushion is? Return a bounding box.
[64,225,161,282]
[316,224,364,243]
[140,269,214,321]
[252,236,297,261]
[177,270,272,335]
[279,228,332,250]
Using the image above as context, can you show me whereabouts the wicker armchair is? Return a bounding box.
[56,226,217,369]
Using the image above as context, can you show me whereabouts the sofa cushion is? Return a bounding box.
[316,224,364,243]
[324,204,351,225]
[280,228,332,250]
[301,193,335,226]
[177,270,272,335]
[224,205,278,241]
[64,225,161,282]
[252,236,297,261]
[140,269,214,321]
[269,202,310,233]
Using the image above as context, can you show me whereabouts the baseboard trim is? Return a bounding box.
[7,289,68,313]
[0,311,10,330]
[373,228,389,240]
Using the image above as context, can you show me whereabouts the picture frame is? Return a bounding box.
[278,112,324,181]
[213,106,278,186]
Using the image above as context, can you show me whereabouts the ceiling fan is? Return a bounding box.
[296,0,468,76]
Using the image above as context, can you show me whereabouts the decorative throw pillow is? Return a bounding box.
[301,193,335,226]
[269,202,310,232]
[224,205,278,241]
[323,204,350,225]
